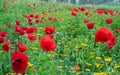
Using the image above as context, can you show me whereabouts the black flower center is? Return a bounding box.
[16,59,22,63]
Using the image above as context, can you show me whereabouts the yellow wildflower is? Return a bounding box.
[85,69,91,72]
[105,57,112,62]
[95,63,100,68]
[90,52,94,55]
[86,63,92,66]
[114,64,120,69]
[34,47,38,50]
[94,72,106,75]
[60,60,64,62]
[89,56,94,58]
[96,56,101,60]
[27,62,33,67]
[57,66,64,69]
[81,43,87,47]
[18,73,22,75]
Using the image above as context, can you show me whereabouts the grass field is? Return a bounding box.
[0,0,120,75]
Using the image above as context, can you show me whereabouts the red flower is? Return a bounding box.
[14,25,21,32]
[18,42,28,52]
[7,24,12,28]
[26,27,35,34]
[22,26,27,30]
[106,18,113,24]
[80,7,85,11]
[34,15,39,19]
[2,42,11,52]
[28,21,33,25]
[71,11,77,16]
[106,35,116,50]
[28,33,36,41]
[28,17,32,22]
[16,20,21,25]
[95,27,114,43]
[40,36,56,51]
[115,28,120,33]
[12,51,28,73]
[69,7,73,11]
[19,29,24,36]
[35,19,39,23]
[39,19,43,23]
[0,37,4,43]
[87,23,94,29]
[44,26,55,34]
[84,18,89,23]
[0,31,8,37]
[72,65,80,72]
[85,12,89,16]
[29,14,34,18]
[74,8,79,12]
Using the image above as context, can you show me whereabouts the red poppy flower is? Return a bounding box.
[106,18,113,24]
[40,36,56,51]
[39,19,43,23]
[19,29,24,36]
[14,25,21,32]
[44,26,55,34]
[106,35,116,50]
[74,8,79,12]
[80,7,85,11]
[35,19,39,23]
[28,21,33,25]
[28,17,32,22]
[7,24,12,28]
[72,65,80,72]
[115,28,120,33]
[16,20,21,25]
[34,15,39,19]
[22,26,27,30]
[2,42,11,52]
[48,16,53,20]
[0,31,8,37]
[18,43,28,52]
[28,33,36,41]
[26,27,35,34]
[84,18,89,23]
[71,11,77,16]
[69,7,73,11]
[85,12,89,16]
[0,37,4,43]
[95,27,113,43]
[87,23,94,29]
[29,14,34,18]
[12,50,28,73]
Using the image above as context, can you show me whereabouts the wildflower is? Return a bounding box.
[12,50,28,73]
[2,42,11,52]
[27,62,33,67]
[96,56,101,60]
[40,36,56,51]
[87,22,94,29]
[114,64,120,69]
[44,26,55,34]
[94,72,106,75]
[57,66,64,69]
[106,18,113,24]
[16,20,21,25]
[72,65,80,72]
[27,33,37,41]
[105,57,112,62]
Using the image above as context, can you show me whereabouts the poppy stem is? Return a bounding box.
[9,50,12,72]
